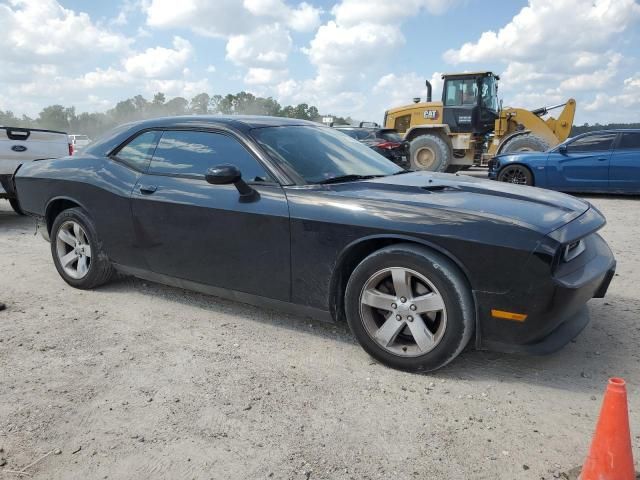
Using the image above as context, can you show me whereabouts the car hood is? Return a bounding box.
[325,171,589,234]
[494,151,548,162]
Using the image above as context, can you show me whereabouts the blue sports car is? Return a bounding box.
[488,129,640,194]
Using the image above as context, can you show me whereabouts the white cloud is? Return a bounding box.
[444,0,640,123]
[244,68,289,85]
[285,0,456,119]
[332,0,454,26]
[242,0,321,31]
[226,24,291,69]
[144,0,316,88]
[124,36,193,78]
[444,0,640,64]
[206,65,217,73]
[0,0,131,59]
[374,72,443,106]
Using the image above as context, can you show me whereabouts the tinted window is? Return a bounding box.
[149,130,270,182]
[252,125,403,184]
[379,130,403,142]
[567,133,615,153]
[445,78,478,106]
[394,115,411,133]
[114,130,161,171]
[618,132,640,150]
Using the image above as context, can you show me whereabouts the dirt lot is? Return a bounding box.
[1,178,639,479]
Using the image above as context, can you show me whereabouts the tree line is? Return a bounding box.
[570,123,640,136]
[0,92,351,138]
[2,91,636,138]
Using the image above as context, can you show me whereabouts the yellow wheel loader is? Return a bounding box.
[383,72,576,172]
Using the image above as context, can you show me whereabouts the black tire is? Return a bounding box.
[345,244,474,372]
[497,164,534,186]
[50,207,113,289]
[500,133,551,153]
[9,198,25,215]
[409,134,452,172]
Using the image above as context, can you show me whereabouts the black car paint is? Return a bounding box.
[14,116,615,354]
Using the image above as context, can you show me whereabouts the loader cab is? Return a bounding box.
[442,72,499,134]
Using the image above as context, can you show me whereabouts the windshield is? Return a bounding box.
[252,126,403,184]
[380,130,403,142]
[481,76,499,111]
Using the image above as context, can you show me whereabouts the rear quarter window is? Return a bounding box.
[113,130,162,171]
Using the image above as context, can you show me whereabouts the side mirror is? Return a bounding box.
[205,164,240,185]
[558,144,568,155]
[205,164,257,200]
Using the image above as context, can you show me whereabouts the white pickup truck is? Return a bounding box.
[1,127,71,214]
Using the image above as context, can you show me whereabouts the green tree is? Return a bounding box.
[190,93,211,114]
[165,97,188,116]
[37,105,72,131]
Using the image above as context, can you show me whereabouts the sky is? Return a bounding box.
[1,0,639,124]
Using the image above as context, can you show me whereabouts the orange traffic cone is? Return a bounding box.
[580,377,636,480]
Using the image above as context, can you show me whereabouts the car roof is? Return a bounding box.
[124,115,320,133]
[576,128,640,135]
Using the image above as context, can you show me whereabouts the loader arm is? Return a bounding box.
[495,98,576,149]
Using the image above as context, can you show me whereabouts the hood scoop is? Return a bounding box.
[420,184,461,193]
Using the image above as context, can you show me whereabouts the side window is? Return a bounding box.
[567,133,616,153]
[618,132,640,150]
[394,115,411,133]
[114,130,161,171]
[149,130,271,182]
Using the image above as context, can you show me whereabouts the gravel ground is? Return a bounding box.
[1,176,639,479]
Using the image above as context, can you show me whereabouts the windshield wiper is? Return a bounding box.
[315,174,383,185]
[391,169,412,175]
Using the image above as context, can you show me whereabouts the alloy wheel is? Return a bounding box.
[55,220,92,279]
[500,167,528,184]
[359,267,447,357]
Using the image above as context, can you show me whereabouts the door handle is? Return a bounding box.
[139,184,157,194]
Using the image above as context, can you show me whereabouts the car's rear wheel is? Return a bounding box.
[497,165,533,186]
[345,244,474,371]
[51,208,113,289]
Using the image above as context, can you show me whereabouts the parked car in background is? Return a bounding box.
[1,127,71,214]
[13,116,615,372]
[334,123,409,166]
[488,129,640,194]
[69,134,91,153]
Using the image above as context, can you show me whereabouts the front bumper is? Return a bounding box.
[486,159,498,180]
[477,233,616,354]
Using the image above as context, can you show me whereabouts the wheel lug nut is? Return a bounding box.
[410,304,417,311]
[400,297,407,303]
[407,316,413,322]
[395,314,402,321]
[391,303,397,309]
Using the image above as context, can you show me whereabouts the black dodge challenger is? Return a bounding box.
[14,116,616,371]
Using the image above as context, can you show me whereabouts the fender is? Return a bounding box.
[404,124,452,142]
[495,129,532,155]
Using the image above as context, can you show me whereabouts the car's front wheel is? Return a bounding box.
[50,207,113,289]
[497,165,533,186]
[345,244,474,372]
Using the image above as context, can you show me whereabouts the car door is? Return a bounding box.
[609,131,640,193]
[130,129,291,302]
[547,132,615,191]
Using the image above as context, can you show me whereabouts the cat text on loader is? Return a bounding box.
[383,72,576,172]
